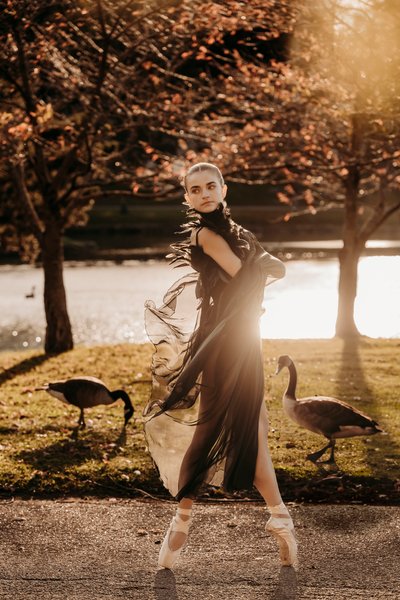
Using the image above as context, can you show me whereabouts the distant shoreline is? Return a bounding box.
[85,239,400,261]
[1,239,400,266]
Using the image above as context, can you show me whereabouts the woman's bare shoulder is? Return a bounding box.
[197,227,220,246]
[188,226,204,245]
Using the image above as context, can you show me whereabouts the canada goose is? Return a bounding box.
[37,376,134,428]
[25,286,35,299]
[275,355,383,466]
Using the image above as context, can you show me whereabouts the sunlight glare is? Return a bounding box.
[261,256,400,339]
[355,256,400,338]
[261,259,338,339]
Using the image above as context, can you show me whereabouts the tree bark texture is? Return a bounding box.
[335,243,362,338]
[41,225,73,354]
[335,167,364,338]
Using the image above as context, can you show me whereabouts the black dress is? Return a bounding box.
[144,205,285,500]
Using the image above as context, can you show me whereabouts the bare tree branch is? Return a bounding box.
[10,162,44,239]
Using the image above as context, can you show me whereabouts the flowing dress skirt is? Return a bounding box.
[144,252,284,500]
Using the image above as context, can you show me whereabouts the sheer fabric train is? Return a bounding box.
[144,206,285,500]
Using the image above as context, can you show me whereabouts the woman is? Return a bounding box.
[144,162,297,570]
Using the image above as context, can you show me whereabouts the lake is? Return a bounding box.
[1,255,399,351]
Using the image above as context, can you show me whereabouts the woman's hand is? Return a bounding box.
[198,227,242,277]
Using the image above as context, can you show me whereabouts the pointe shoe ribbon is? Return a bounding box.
[266,514,298,568]
[158,508,192,570]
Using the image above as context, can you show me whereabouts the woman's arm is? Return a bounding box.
[261,252,286,280]
[197,227,242,277]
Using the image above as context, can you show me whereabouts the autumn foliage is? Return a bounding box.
[0,0,399,349]
[0,0,296,351]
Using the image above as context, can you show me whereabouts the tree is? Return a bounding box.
[0,0,296,352]
[220,0,400,337]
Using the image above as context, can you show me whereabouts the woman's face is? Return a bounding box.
[184,170,227,213]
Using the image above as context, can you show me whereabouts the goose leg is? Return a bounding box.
[307,440,333,464]
[318,440,337,466]
[78,408,86,429]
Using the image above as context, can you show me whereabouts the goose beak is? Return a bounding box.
[274,365,283,376]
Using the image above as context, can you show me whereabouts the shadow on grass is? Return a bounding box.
[0,426,19,434]
[69,424,128,450]
[0,352,50,386]
[15,426,128,471]
[1,468,397,502]
[335,337,400,478]
[27,422,80,434]
[275,469,396,504]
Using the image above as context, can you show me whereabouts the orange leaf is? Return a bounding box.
[284,184,295,195]
[277,192,290,205]
[304,189,314,205]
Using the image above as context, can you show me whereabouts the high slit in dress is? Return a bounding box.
[144,211,285,500]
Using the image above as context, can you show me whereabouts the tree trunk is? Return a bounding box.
[41,225,73,354]
[335,167,364,338]
[335,242,362,338]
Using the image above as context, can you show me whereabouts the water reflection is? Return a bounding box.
[0,256,399,351]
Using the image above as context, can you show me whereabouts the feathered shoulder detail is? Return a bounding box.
[167,203,252,268]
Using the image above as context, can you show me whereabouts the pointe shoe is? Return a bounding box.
[266,514,298,568]
[158,508,192,570]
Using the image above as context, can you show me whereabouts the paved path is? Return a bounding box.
[0,499,399,599]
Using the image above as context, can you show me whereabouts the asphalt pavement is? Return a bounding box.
[0,499,399,600]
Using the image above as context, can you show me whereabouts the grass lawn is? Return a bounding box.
[0,338,399,504]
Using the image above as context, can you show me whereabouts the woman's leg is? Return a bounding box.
[176,354,223,499]
[158,496,194,568]
[160,364,220,566]
[159,410,218,566]
[169,388,221,552]
[167,497,194,551]
[254,402,297,567]
[253,402,283,506]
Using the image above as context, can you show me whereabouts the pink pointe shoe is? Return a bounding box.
[158,507,192,570]
[266,506,298,568]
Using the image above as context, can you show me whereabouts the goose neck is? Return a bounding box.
[286,362,297,400]
[111,390,132,408]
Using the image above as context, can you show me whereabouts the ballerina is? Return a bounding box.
[144,162,297,570]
